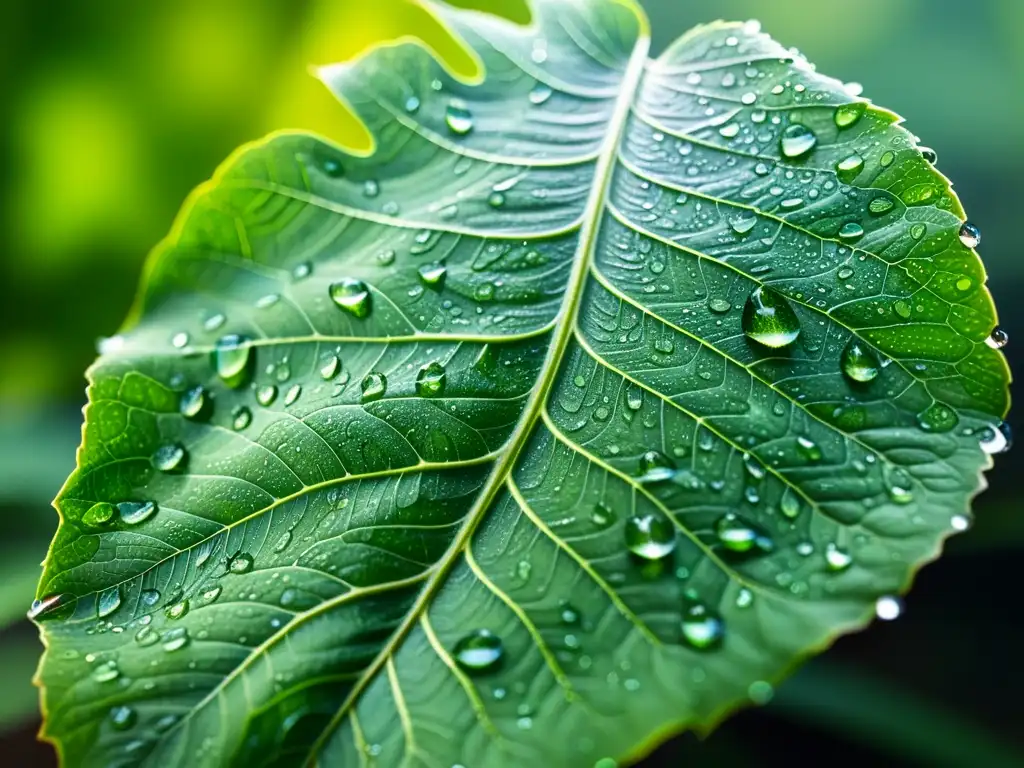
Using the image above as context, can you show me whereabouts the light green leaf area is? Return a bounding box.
[34,1,1010,766]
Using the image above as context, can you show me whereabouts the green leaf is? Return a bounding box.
[33,1,1010,766]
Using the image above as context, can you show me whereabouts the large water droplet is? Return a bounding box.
[162,627,191,652]
[838,222,865,241]
[416,362,447,397]
[329,279,372,318]
[958,221,980,249]
[83,502,115,528]
[779,488,801,519]
[118,500,157,525]
[453,629,502,673]
[284,384,302,406]
[91,660,120,683]
[835,153,864,182]
[591,502,616,529]
[979,422,1012,455]
[109,705,137,731]
[28,594,66,621]
[985,327,1008,350]
[729,212,757,235]
[797,435,822,461]
[637,450,675,483]
[875,595,903,621]
[825,543,853,572]
[916,402,958,433]
[152,443,187,473]
[681,602,724,650]
[742,286,801,348]
[256,385,278,407]
[228,552,254,574]
[445,100,474,135]
[715,514,772,553]
[213,335,252,389]
[165,598,189,620]
[418,263,447,289]
[834,102,865,128]
[361,372,387,403]
[232,406,252,431]
[841,338,880,383]
[97,587,122,618]
[624,513,676,560]
[179,386,211,421]
[779,124,817,158]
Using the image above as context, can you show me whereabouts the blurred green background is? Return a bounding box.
[2,0,1020,765]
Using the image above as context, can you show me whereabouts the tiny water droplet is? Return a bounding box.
[445,100,474,135]
[361,372,387,402]
[951,514,971,532]
[292,262,312,281]
[329,279,372,318]
[626,384,643,411]
[203,313,226,332]
[416,362,447,397]
[715,514,771,553]
[708,297,732,314]
[624,513,676,560]
[91,661,120,683]
[779,124,817,158]
[529,84,552,105]
[841,338,880,383]
[171,332,189,349]
[958,221,980,249]
[453,629,502,673]
[637,450,675,483]
[742,286,801,348]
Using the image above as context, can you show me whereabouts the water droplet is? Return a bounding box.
[715,514,772,553]
[742,286,801,348]
[319,155,344,178]
[958,221,981,249]
[834,102,865,128]
[292,262,312,281]
[841,338,880,383]
[985,327,1008,350]
[637,450,675,483]
[778,489,802,520]
[909,223,926,241]
[918,146,937,164]
[203,313,226,332]
[256,385,278,407]
[453,629,502,673]
[28,594,66,621]
[884,465,914,504]
[729,212,757,235]
[901,184,938,206]
[165,598,189,620]
[319,354,341,380]
[916,402,958,433]
[736,588,754,609]
[893,299,912,319]
[591,502,616,528]
[838,222,865,241]
[171,332,189,349]
[488,192,505,208]
[98,587,121,618]
[787,439,819,469]
[92,661,120,683]
[152,442,187,473]
[708,297,732,314]
[141,589,161,606]
[202,585,223,603]
[868,197,894,215]
[228,552,254,574]
[951,514,971,532]
[109,705,137,731]
[404,95,420,113]
[418,263,447,289]
[361,372,387,402]
[83,502,115,528]
[825,543,853,571]
[329,279,372,319]
[255,293,280,309]
[748,680,774,705]
[624,513,676,560]
[529,84,552,105]
[119,500,157,525]
[979,422,1012,455]
[626,385,643,411]
[416,362,447,397]
[779,124,817,158]
[875,595,903,621]
[284,384,302,406]
[179,386,211,420]
[162,627,191,652]
[362,179,379,198]
[835,153,864,181]
[213,335,252,389]
[719,123,740,138]
[135,625,159,646]
[681,602,724,650]
[232,405,252,430]
[445,100,474,135]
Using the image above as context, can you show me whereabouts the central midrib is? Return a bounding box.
[304,25,654,766]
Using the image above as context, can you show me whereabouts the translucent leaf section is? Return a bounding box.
[34,4,1008,768]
